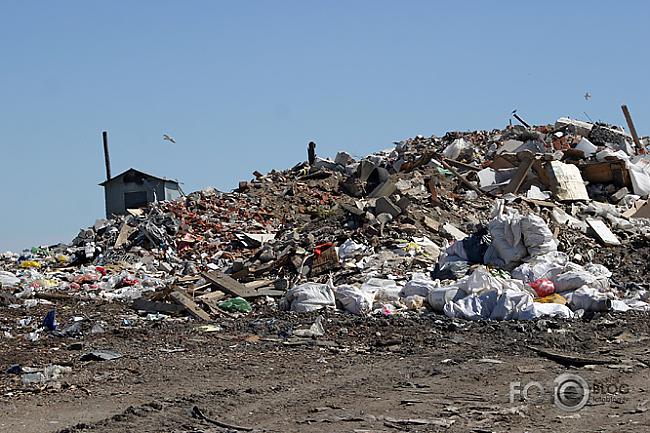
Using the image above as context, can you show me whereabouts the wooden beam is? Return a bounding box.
[621,105,643,151]
[503,151,535,194]
[170,290,211,321]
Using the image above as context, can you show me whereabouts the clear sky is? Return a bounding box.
[1,1,648,251]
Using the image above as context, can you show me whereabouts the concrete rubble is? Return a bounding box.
[2,114,650,352]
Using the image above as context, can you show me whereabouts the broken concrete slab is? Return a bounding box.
[375,197,401,218]
[368,180,397,198]
[441,223,467,240]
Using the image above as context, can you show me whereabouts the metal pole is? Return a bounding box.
[102,131,112,181]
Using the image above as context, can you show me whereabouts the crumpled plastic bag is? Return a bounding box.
[486,208,527,268]
[280,282,336,312]
[520,214,557,257]
[511,251,568,283]
[428,286,462,312]
[443,289,535,321]
[567,286,612,312]
[0,271,20,288]
[218,297,252,313]
[552,268,609,293]
[401,274,439,298]
[334,285,374,315]
[337,239,368,260]
[431,260,470,280]
[442,138,472,160]
[531,302,573,318]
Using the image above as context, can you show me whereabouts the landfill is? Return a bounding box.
[3,114,650,432]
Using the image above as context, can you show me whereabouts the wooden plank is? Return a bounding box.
[197,290,226,302]
[114,223,136,248]
[444,158,480,172]
[586,219,621,246]
[244,280,274,290]
[503,151,535,194]
[132,298,184,315]
[201,271,283,298]
[202,271,248,297]
[438,158,483,196]
[621,105,643,150]
[170,290,211,321]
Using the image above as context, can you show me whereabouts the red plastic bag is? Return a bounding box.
[530,278,555,297]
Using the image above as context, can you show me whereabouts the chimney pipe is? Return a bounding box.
[102,131,111,181]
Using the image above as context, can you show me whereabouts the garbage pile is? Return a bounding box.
[2,114,650,332]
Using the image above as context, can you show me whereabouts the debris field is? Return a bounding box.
[2,113,650,432]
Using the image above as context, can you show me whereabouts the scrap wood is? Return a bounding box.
[503,151,535,194]
[191,406,253,432]
[444,158,481,172]
[170,290,211,321]
[400,150,434,172]
[437,157,484,196]
[527,345,619,367]
[132,298,184,315]
[202,298,236,318]
[203,270,284,298]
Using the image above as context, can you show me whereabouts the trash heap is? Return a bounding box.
[2,115,650,331]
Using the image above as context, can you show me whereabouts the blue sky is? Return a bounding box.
[1,1,648,251]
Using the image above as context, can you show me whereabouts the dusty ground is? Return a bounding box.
[1,301,649,433]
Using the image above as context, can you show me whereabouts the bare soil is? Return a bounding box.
[2,301,650,433]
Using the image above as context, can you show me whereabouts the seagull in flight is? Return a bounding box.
[162,134,176,144]
[584,92,592,101]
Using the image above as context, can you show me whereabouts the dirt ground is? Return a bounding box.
[1,301,649,433]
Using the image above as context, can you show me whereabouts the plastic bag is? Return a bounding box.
[529,279,555,297]
[511,251,568,283]
[280,282,336,312]
[520,214,557,257]
[401,274,439,298]
[568,286,612,312]
[442,138,472,160]
[487,209,527,267]
[431,261,470,280]
[218,297,252,313]
[334,285,374,315]
[427,286,462,312]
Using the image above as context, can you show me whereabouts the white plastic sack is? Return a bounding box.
[487,208,527,267]
[428,286,462,312]
[334,285,374,315]
[281,282,336,312]
[569,286,611,312]
[531,302,574,319]
[442,138,472,160]
[552,268,608,293]
[443,289,535,321]
[401,274,439,298]
[511,251,568,283]
[0,271,20,287]
[520,214,557,257]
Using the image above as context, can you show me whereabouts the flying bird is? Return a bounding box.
[584,92,591,101]
[162,134,176,144]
